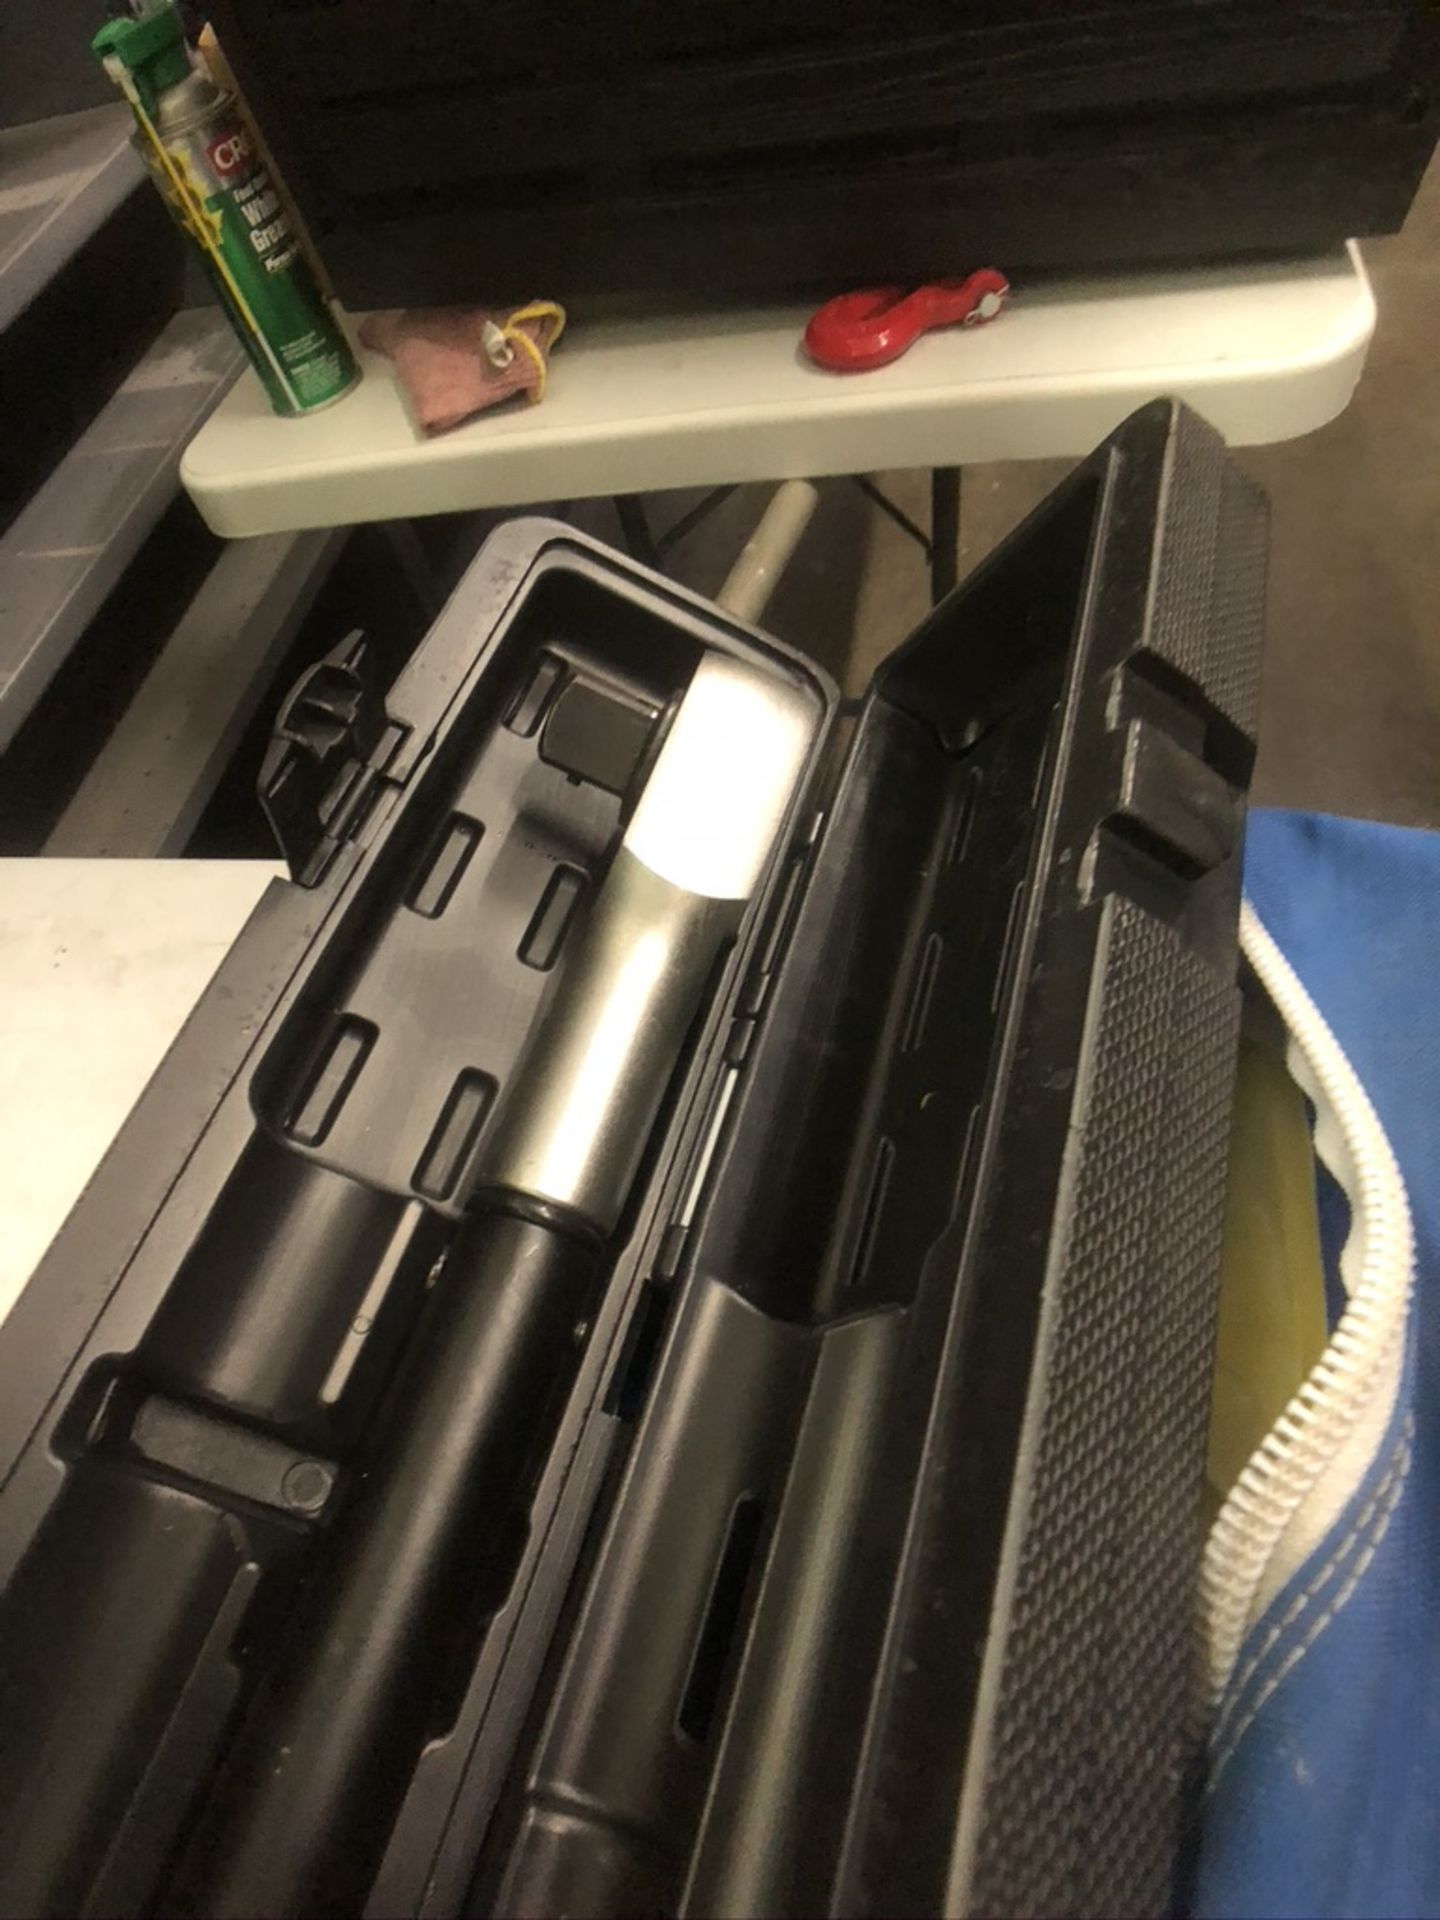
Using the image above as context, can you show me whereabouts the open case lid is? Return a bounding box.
[0,400,1265,1919]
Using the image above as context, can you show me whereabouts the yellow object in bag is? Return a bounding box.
[1206,1026,1330,1520]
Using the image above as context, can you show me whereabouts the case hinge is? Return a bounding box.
[260,631,408,886]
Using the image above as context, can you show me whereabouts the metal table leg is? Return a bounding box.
[614,495,662,570]
[930,467,960,602]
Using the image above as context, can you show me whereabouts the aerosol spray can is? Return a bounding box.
[92,2,359,416]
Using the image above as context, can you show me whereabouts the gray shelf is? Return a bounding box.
[0,308,243,749]
[46,526,344,857]
[0,106,145,332]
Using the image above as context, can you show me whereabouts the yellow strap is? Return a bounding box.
[500,303,565,404]
[506,299,567,347]
[502,324,550,403]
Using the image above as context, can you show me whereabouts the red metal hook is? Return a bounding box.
[803,268,1010,372]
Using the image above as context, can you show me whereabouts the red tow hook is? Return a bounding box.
[803,268,1010,372]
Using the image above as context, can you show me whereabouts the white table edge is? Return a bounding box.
[182,245,1378,540]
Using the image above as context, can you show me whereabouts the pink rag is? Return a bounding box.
[359,303,565,436]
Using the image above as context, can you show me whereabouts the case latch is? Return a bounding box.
[260,631,400,886]
[1108,715,1241,880]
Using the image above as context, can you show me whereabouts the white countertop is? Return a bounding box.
[0,858,285,1324]
[182,245,1376,538]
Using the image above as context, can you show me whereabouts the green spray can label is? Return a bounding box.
[94,8,359,418]
[161,111,359,414]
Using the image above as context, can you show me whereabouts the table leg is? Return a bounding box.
[614,495,662,570]
[930,467,961,602]
[377,519,444,619]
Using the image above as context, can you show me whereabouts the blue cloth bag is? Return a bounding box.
[1198,810,1440,1918]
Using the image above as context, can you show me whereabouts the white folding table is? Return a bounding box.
[181,245,1375,561]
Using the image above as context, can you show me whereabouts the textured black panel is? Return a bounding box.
[1207,465,1270,742]
[966,904,1240,1915]
[1083,943,1237,1908]
[1151,416,1225,693]
[202,2,1440,305]
[928,407,1268,1919]
[1148,419,1268,740]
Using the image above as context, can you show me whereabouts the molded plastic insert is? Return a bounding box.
[407,813,483,919]
[283,1014,377,1147]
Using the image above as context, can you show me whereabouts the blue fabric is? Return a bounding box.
[1198,811,1440,1918]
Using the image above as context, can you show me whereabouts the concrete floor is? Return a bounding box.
[638,152,1440,831]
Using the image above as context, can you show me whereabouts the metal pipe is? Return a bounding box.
[716,479,820,623]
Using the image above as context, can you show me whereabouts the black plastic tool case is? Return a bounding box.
[0,400,1266,1920]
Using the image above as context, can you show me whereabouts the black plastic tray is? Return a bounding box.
[0,399,1266,1919]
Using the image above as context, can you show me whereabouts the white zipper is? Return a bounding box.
[1200,900,1414,1710]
